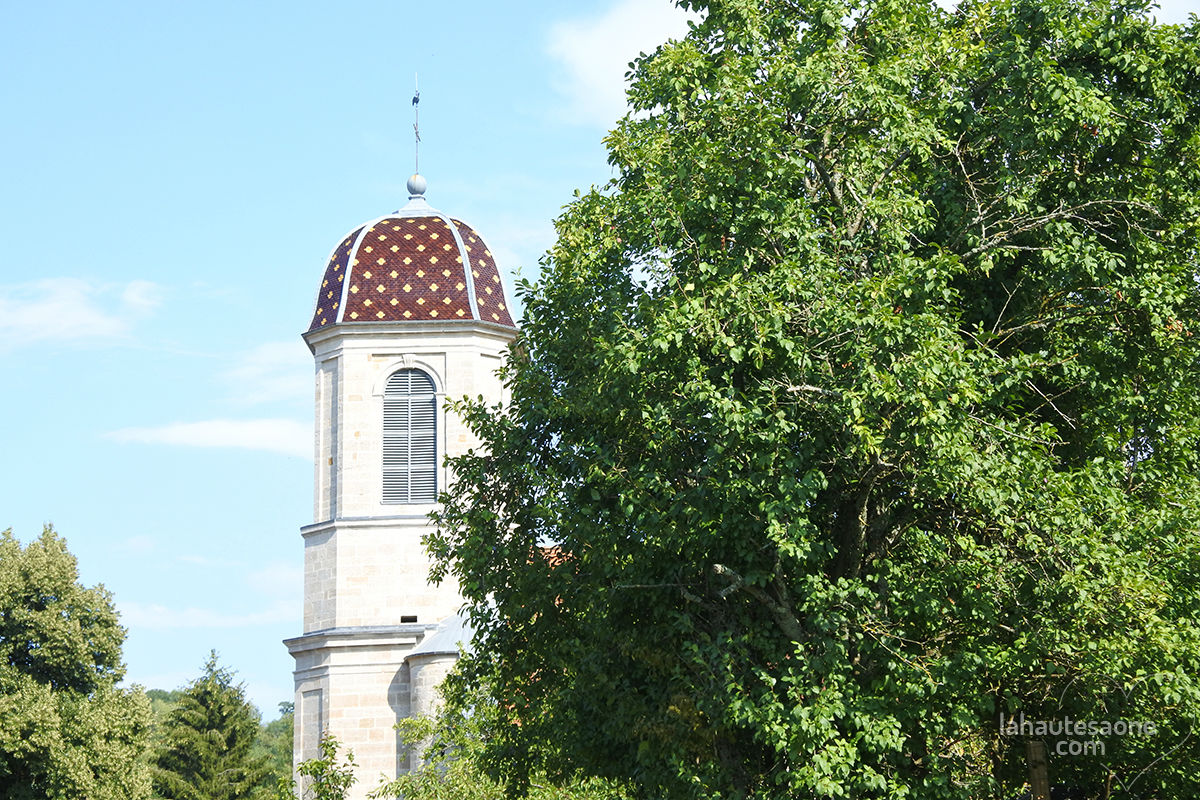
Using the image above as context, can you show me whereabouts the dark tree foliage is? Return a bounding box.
[151,692,293,791]
[0,526,151,799]
[254,701,294,788]
[371,685,626,800]
[430,0,1200,797]
[153,652,272,800]
[148,688,187,754]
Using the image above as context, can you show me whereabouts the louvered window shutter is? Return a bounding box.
[382,369,437,503]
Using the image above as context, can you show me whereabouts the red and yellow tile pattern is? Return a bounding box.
[452,220,515,328]
[342,215,474,323]
[308,215,515,331]
[309,226,363,329]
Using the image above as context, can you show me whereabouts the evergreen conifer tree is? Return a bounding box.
[153,652,272,800]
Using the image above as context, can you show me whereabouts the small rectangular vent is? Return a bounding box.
[401,615,418,623]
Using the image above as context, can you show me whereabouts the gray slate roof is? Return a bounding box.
[407,611,474,659]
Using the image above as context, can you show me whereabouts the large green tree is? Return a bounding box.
[430,0,1200,797]
[153,652,273,800]
[0,526,151,799]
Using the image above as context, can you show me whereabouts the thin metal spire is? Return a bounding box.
[405,73,427,201]
[412,73,421,174]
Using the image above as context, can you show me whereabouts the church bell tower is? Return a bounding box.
[285,173,516,796]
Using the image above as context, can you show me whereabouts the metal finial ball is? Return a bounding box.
[407,173,427,197]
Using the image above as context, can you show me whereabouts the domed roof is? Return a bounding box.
[308,176,515,332]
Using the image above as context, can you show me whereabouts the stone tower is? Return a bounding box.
[285,174,516,797]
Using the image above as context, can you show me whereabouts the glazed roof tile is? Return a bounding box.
[309,191,515,331]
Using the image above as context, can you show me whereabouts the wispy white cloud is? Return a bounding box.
[0,277,163,350]
[222,341,312,407]
[546,0,698,127]
[120,279,163,313]
[116,560,300,630]
[118,599,295,629]
[105,418,311,459]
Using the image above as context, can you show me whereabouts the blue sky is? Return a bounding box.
[0,0,694,714]
[2,0,1195,716]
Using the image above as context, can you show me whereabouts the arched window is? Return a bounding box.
[382,369,437,503]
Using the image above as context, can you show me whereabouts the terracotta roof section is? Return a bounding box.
[452,220,515,328]
[310,226,363,329]
[308,193,515,331]
[538,545,572,567]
